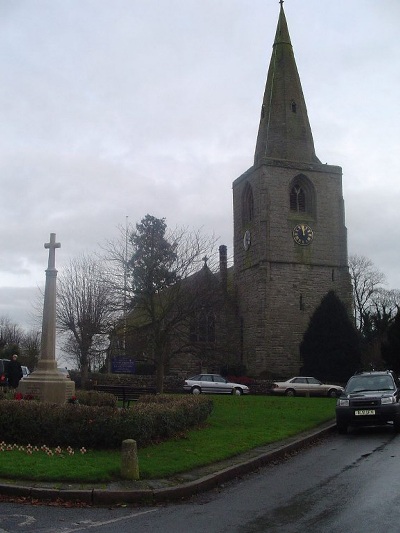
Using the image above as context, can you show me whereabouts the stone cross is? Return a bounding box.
[44,233,61,270]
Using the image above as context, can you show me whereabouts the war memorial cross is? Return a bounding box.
[44,233,61,270]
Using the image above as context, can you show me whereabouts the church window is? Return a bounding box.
[190,309,215,344]
[290,185,306,212]
[261,104,265,119]
[242,182,254,224]
[300,294,304,311]
[331,269,335,282]
[291,100,297,113]
[289,174,315,217]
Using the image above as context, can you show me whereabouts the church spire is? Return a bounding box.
[254,3,321,165]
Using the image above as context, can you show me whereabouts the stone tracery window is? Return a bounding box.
[290,184,306,212]
[289,174,315,217]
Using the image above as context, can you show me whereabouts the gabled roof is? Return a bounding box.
[123,263,231,330]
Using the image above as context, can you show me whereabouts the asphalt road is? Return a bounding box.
[1,426,400,533]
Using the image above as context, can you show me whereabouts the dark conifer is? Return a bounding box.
[300,291,361,382]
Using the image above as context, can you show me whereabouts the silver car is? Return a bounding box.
[270,376,344,398]
[184,374,250,396]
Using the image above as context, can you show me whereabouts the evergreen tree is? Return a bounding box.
[130,215,178,301]
[381,311,400,373]
[300,291,361,382]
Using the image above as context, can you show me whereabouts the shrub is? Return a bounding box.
[0,395,213,449]
[74,390,117,407]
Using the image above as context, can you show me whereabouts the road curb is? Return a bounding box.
[0,422,336,506]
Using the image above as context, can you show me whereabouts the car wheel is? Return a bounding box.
[328,389,339,398]
[285,388,295,397]
[337,421,347,434]
[232,387,242,396]
[191,386,201,395]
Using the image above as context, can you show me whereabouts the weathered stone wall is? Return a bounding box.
[74,371,183,393]
[232,159,352,378]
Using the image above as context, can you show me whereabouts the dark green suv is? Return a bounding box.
[336,371,400,434]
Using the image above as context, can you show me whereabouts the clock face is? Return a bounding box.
[243,230,251,251]
[292,224,313,246]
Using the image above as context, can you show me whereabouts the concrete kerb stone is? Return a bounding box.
[0,422,337,506]
[0,483,31,498]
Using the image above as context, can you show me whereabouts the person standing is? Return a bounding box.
[7,354,23,388]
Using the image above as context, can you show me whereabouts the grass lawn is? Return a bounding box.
[0,395,336,483]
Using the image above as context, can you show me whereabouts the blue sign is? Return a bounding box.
[112,357,135,374]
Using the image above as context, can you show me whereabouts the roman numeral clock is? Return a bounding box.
[292,224,313,246]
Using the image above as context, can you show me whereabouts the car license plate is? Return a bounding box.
[355,409,375,416]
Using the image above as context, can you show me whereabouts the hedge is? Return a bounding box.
[0,395,213,449]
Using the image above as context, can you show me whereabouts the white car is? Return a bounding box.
[270,376,344,397]
[184,374,249,395]
[21,366,30,378]
[58,367,71,379]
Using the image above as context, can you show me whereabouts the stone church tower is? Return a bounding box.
[233,3,352,377]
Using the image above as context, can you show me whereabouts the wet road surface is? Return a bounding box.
[1,426,399,532]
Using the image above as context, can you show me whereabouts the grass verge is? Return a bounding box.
[0,395,336,483]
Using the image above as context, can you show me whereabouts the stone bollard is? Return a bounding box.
[121,439,140,480]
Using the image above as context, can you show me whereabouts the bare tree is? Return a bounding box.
[100,220,133,316]
[20,329,41,370]
[370,288,400,319]
[0,317,40,369]
[56,254,117,387]
[0,316,24,351]
[348,254,386,332]
[60,332,110,373]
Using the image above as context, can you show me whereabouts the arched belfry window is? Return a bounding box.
[242,182,254,225]
[290,185,306,212]
[289,174,315,217]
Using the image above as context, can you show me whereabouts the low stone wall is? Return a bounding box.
[72,372,183,393]
[72,371,273,395]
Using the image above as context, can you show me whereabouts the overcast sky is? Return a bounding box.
[1,0,399,332]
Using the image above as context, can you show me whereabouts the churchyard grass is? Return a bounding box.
[0,395,336,483]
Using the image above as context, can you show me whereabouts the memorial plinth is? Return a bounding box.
[18,233,75,404]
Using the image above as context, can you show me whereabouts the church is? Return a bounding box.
[122,3,353,380]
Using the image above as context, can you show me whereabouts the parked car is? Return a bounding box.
[184,374,250,395]
[336,370,400,434]
[270,376,344,397]
[21,366,30,378]
[0,359,9,387]
[57,367,71,379]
